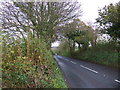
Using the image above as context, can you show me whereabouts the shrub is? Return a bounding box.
[1,32,66,88]
[73,41,119,68]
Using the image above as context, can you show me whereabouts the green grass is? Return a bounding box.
[50,59,67,88]
[73,50,119,68]
[57,42,119,68]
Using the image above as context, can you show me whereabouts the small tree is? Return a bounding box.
[59,19,97,51]
[96,1,120,40]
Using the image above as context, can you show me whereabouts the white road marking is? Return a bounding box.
[70,61,76,64]
[65,59,69,61]
[115,79,120,83]
[80,65,98,74]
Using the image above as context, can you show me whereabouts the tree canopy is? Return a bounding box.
[57,19,97,52]
[96,1,120,40]
[1,2,82,49]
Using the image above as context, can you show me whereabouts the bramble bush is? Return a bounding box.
[1,32,66,88]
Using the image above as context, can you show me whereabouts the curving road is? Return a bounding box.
[54,55,120,88]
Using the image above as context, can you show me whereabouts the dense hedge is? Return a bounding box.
[73,42,119,68]
[1,33,67,88]
[56,40,119,68]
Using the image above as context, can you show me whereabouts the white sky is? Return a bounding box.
[79,0,120,23]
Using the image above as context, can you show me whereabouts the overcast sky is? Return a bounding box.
[79,0,120,23]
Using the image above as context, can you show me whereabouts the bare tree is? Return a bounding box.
[1,1,82,48]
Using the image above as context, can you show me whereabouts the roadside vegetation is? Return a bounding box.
[72,41,119,68]
[53,1,120,68]
[54,36,119,68]
[1,31,67,88]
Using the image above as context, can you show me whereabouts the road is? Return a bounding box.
[54,55,120,88]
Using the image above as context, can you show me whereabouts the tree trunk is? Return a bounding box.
[27,30,30,61]
[72,41,75,52]
[78,43,81,51]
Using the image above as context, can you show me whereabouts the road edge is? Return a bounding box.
[54,55,70,88]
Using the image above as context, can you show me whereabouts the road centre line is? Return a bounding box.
[115,79,120,83]
[70,61,76,64]
[80,65,98,74]
[65,59,69,61]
